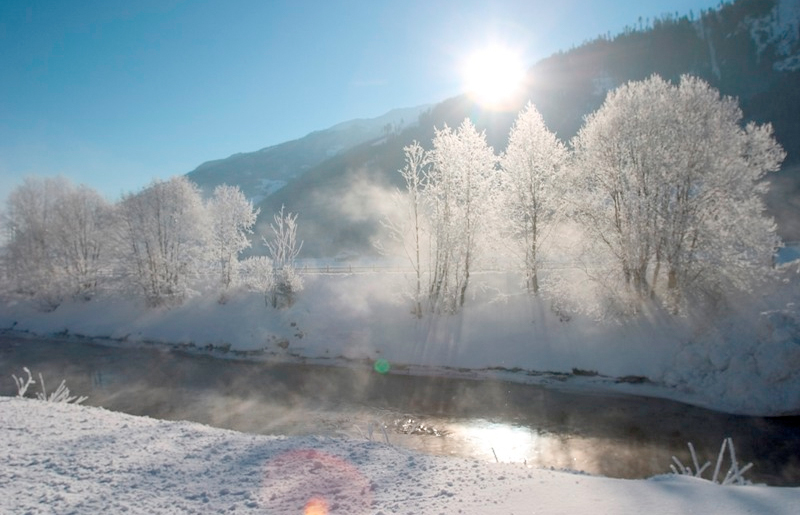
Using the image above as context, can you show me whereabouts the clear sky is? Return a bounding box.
[1,0,723,202]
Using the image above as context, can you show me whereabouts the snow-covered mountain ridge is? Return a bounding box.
[186,104,429,203]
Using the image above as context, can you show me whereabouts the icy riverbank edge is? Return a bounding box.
[2,269,799,416]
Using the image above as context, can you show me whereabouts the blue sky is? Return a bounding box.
[1,0,722,202]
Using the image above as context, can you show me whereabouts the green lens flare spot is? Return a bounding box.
[374,358,390,374]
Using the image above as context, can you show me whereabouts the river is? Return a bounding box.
[1,335,798,486]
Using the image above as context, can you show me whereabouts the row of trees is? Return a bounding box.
[385,74,784,315]
[1,74,784,317]
[1,176,302,309]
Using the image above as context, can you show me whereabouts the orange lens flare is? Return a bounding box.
[304,496,329,515]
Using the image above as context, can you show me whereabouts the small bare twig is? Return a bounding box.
[11,367,87,404]
[12,367,35,397]
[671,438,752,485]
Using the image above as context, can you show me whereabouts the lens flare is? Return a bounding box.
[374,358,390,374]
[261,449,372,513]
[304,496,329,515]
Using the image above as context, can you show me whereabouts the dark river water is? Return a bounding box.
[1,335,799,486]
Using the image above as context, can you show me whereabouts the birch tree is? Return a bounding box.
[381,141,430,316]
[426,119,497,312]
[501,102,569,294]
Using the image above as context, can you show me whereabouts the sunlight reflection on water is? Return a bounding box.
[455,421,538,463]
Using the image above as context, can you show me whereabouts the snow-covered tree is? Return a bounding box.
[572,74,784,309]
[263,205,303,308]
[2,177,110,306]
[114,176,209,306]
[51,184,111,300]
[2,177,68,304]
[380,141,430,316]
[500,102,569,294]
[207,184,260,293]
[426,119,498,312]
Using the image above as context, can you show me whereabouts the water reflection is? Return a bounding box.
[454,421,537,463]
[1,335,799,485]
[372,417,666,479]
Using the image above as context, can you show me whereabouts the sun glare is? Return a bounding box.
[462,44,526,109]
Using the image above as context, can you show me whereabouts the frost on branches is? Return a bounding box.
[501,102,569,294]
[263,205,303,308]
[207,184,260,295]
[379,141,430,317]
[114,177,210,307]
[1,177,111,309]
[1,176,273,310]
[426,120,498,313]
[572,75,784,311]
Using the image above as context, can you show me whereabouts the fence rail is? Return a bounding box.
[296,263,589,275]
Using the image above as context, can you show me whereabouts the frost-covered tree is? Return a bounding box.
[207,184,260,292]
[2,177,110,306]
[114,176,209,306]
[2,177,68,304]
[380,141,430,316]
[263,205,303,308]
[51,184,111,299]
[426,119,498,312]
[501,102,569,294]
[572,74,784,309]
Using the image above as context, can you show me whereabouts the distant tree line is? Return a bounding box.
[1,177,301,309]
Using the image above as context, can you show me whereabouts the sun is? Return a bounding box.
[462,44,527,109]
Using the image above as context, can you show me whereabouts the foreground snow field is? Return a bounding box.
[1,398,799,515]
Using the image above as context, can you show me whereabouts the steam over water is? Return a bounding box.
[2,336,799,486]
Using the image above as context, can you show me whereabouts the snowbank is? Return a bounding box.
[1,397,798,514]
[1,266,799,415]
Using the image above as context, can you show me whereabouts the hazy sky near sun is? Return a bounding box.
[1,0,723,201]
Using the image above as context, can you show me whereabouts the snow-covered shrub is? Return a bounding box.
[669,438,753,485]
[269,267,304,309]
[12,367,88,404]
[239,256,274,292]
[663,265,800,414]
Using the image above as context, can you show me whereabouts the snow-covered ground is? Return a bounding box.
[3,264,800,416]
[2,397,799,514]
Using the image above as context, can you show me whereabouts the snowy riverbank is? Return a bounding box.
[2,397,799,514]
[2,268,800,416]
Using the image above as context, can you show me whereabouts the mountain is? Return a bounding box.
[186,104,430,204]
[190,0,800,257]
